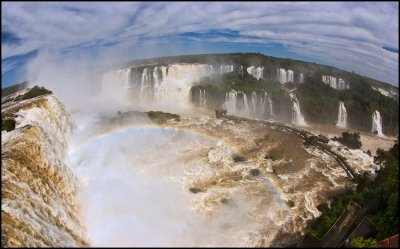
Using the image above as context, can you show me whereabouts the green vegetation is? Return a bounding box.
[1,81,28,98]
[176,53,398,135]
[296,76,398,135]
[1,118,16,132]
[190,69,292,122]
[309,138,399,241]
[333,131,362,149]
[15,86,52,101]
[296,80,339,124]
[146,111,180,123]
[349,236,378,248]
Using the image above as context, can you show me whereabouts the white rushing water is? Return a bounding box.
[100,63,214,111]
[246,66,264,80]
[239,65,243,76]
[65,114,292,247]
[336,101,347,128]
[199,89,207,108]
[1,93,88,247]
[220,64,234,75]
[223,90,274,119]
[277,68,287,84]
[290,93,308,126]
[371,110,384,136]
[287,70,294,83]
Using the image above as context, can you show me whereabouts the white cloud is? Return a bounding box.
[1,2,398,86]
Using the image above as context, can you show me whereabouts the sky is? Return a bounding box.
[1,2,399,88]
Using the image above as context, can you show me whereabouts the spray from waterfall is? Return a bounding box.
[336,101,347,128]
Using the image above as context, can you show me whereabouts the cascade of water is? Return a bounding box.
[256,67,264,80]
[372,110,384,136]
[199,89,207,108]
[153,67,159,98]
[299,73,304,84]
[336,101,347,128]
[322,75,337,89]
[337,78,346,90]
[247,66,264,80]
[287,70,294,83]
[242,92,249,113]
[1,94,89,247]
[251,91,257,114]
[223,90,238,114]
[239,65,243,76]
[259,93,265,118]
[278,68,287,84]
[265,91,274,117]
[140,68,149,101]
[291,94,307,126]
[220,64,234,75]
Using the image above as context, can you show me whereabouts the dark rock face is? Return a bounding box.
[215,108,227,118]
[318,134,330,144]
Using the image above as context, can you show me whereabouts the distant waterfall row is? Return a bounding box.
[247,66,264,80]
[336,102,384,136]
[322,75,348,90]
[101,64,216,106]
[277,68,303,84]
[220,90,274,119]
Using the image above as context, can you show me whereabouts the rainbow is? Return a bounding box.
[67,121,289,203]
[68,122,243,156]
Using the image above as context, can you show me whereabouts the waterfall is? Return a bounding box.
[1,93,89,247]
[290,94,307,126]
[372,110,384,136]
[256,67,264,80]
[287,70,294,83]
[299,73,304,84]
[223,90,238,114]
[259,93,265,117]
[239,65,243,76]
[251,91,257,115]
[265,91,274,117]
[220,64,234,75]
[337,78,346,90]
[100,63,214,108]
[336,101,347,128]
[278,68,287,84]
[199,89,207,108]
[322,75,337,89]
[242,92,249,113]
[247,66,264,80]
[140,68,150,101]
[153,66,165,100]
